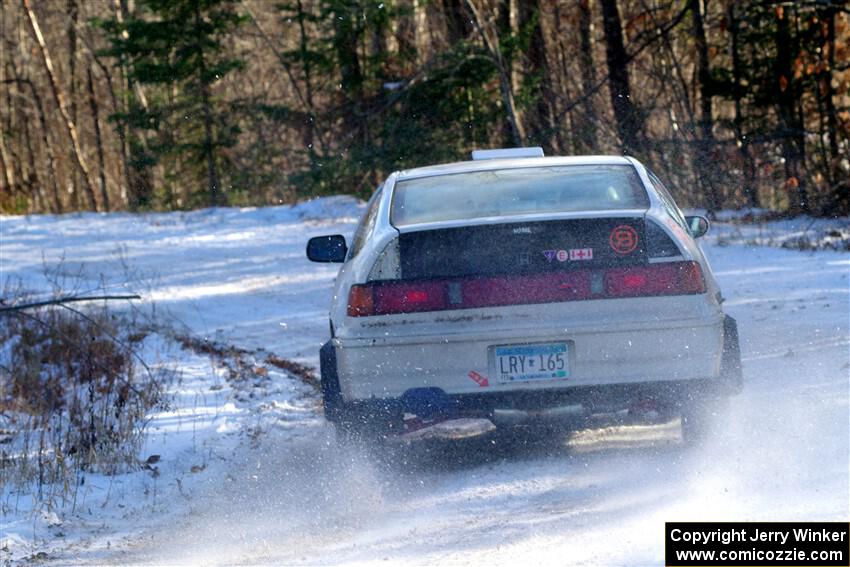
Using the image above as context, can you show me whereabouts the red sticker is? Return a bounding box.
[569,248,593,260]
[468,370,490,388]
[610,225,638,255]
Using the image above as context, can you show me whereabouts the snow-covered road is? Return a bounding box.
[1,201,848,565]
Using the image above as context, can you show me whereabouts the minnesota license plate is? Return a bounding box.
[492,342,570,383]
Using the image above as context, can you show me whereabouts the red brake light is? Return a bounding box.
[622,273,647,289]
[373,282,446,314]
[405,290,430,303]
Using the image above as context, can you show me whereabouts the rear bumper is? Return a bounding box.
[379,378,725,413]
[325,377,736,426]
[333,315,724,402]
[321,314,741,424]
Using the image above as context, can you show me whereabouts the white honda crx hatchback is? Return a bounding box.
[307,149,741,444]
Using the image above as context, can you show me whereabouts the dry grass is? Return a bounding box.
[0,282,171,510]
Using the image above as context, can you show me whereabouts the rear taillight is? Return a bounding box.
[606,263,694,297]
[347,285,374,317]
[678,261,706,293]
[347,261,705,317]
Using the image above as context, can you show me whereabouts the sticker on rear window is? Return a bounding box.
[569,248,593,260]
[610,225,639,255]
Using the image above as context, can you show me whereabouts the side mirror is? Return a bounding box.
[685,215,710,238]
[306,235,347,263]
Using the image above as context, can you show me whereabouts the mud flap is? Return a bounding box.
[320,340,343,423]
[721,315,743,394]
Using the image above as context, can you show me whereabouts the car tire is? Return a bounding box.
[333,405,405,446]
[321,339,405,445]
[681,315,741,445]
[680,394,729,446]
[680,403,710,445]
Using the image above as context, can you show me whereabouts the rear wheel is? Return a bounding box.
[680,394,729,446]
[333,405,405,446]
[681,315,741,445]
[322,340,405,446]
[680,404,710,445]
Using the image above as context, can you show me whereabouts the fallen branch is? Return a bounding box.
[0,294,141,313]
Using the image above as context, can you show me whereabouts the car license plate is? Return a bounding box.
[492,342,570,383]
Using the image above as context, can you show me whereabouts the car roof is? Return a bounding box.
[395,155,636,182]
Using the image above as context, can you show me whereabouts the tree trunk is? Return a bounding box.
[96,59,128,208]
[821,4,839,170]
[774,6,808,213]
[87,65,109,212]
[295,0,318,168]
[690,0,720,213]
[820,2,847,214]
[599,0,642,155]
[0,92,13,196]
[200,80,221,208]
[20,97,41,211]
[67,0,78,126]
[442,0,472,46]
[550,2,574,153]
[116,0,153,209]
[67,0,81,205]
[728,4,758,208]
[394,0,417,66]
[23,0,98,211]
[0,1,6,198]
[0,137,13,199]
[112,0,132,207]
[332,1,367,150]
[518,1,555,151]
[577,0,598,153]
[6,77,63,213]
[193,0,221,207]
[0,21,15,198]
[464,0,525,146]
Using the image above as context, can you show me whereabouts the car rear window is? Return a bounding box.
[391,165,648,227]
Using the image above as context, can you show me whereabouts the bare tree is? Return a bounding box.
[192,0,223,207]
[22,0,98,211]
[691,0,720,213]
[599,0,643,155]
[518,0,557,151]
[774,6,808,213]
[464,0,525,145]
[1,0,847,215]
[728,2,758,208]
[577,0,599,153]
[86,65,108,211]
